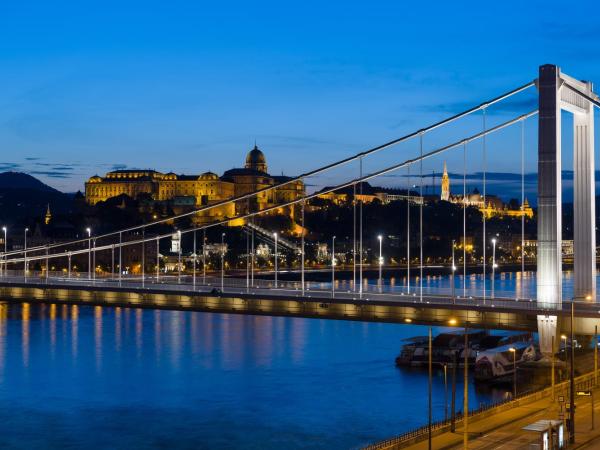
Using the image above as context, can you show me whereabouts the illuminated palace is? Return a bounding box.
[85,145,305,224]
[440,162,533,218]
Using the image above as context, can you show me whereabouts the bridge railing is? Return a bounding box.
[1,269,597,317]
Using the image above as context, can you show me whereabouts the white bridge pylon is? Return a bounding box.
[537,64,598,354]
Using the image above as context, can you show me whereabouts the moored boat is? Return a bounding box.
[474,341,537,383]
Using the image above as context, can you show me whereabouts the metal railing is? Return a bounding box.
[363,369,600,450]
[1,269,598,317]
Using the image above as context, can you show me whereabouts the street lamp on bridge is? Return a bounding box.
[331,236,336,298]
[451,240,456,301]
[273,232,278,288]
[177,229,182,283]
[491,237,497,298]
[86,227,92,280]
[221,232,226,291]
[378,234,383,293]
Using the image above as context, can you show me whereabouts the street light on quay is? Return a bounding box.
[561,334,568,359]
[331,235,336,298]
[86,227,92,280]
[509,347,517,397]
[378,234,383,293]
[273,232,278,288]
[491,237,497,298]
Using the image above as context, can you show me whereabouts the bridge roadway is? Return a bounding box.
[0,273,599,333]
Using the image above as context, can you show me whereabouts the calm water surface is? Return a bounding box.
[0,299,514,449]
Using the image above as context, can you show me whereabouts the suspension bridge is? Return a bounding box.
[1,64,600,353]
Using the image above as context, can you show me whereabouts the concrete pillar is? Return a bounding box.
[537,64,562,355]
[573,82,596,301]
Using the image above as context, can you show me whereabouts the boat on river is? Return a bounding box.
[474,341,538,382]
[395,330,533,369]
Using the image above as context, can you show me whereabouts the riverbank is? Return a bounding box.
[367,368,600,449]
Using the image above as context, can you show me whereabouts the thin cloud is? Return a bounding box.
[29,170,73,179]
[416,97,537,115]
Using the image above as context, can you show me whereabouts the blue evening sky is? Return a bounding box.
[0,0,598,195]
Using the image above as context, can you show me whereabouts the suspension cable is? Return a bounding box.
[463,141,467,297]
[353,183,357,292]
[420,132,424,302]
[562,82,600,108]
[301,197,305,294]
[359,157,363,298]
[407,164,411,294]
[203,228,207,285]
[9,111,538,266]
[521,118,526,297]
[4,81,537,258]
[482,107,487,301]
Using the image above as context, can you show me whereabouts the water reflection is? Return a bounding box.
[0,301,512,449]
[71,304,79,361]
[308,269,586,300]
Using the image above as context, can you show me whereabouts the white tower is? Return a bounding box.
[537,64,596,355]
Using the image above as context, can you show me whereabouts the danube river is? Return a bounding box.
[0,298,514,449]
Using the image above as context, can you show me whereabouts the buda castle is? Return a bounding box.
[85,146,305,224]
[440,162,533,219]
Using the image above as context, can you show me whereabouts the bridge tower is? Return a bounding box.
[537,64,596,354]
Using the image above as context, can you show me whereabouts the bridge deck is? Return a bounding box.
[1,276,599,333]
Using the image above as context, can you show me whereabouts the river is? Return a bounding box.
[2,270,575,449]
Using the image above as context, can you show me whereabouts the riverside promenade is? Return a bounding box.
[367,369,600,449]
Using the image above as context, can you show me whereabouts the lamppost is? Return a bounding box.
[378,234,383,293]
[561,334,568,356]
[509,347,517,397]
[177,230,182,284]
[24,227,28,280]
[221,232,226,291]
[451,240,456,300]
[331,235,336,298]
[86,227,91,280]
[444,363,448,421]
[2,226,6,277]
[491,237,497,298]
[273,232,278,288]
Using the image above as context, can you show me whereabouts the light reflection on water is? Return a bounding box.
[308,269,584,300]
[0,300,515,449]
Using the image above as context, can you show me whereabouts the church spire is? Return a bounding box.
[45,204,52,225]
[441,162,450,201]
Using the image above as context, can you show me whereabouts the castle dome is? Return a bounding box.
[199,171,219,181]
[245,145,267,173]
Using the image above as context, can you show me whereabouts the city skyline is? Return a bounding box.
[1,1,599,192]
[2,3,600,449]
